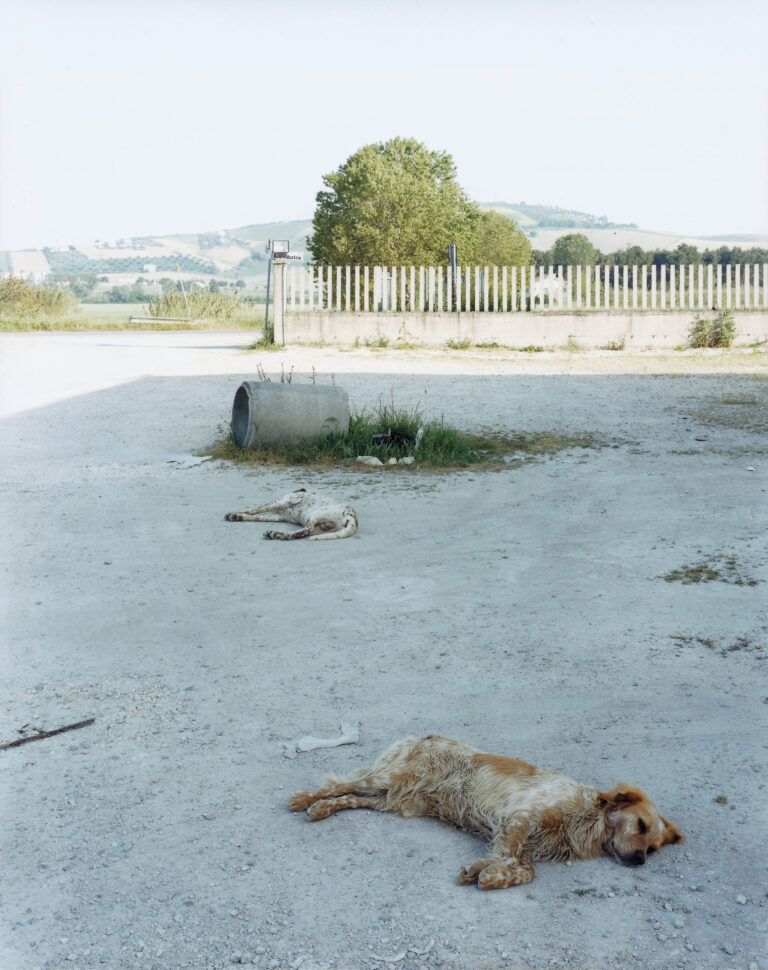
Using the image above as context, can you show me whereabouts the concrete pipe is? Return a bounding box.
[231,381,350,448]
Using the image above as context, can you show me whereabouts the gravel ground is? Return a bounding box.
[0,333,766,970]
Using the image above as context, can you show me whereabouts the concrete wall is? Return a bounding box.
[284,310,768,349]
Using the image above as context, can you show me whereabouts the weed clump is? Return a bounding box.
[210,398,600,470]
[660,552,760,586]
[212,402,483,468]
[687,310,736,348]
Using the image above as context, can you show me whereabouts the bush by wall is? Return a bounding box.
[688,310,736,348]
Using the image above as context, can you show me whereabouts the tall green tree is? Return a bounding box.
[464,209,532,267]
[307,137,480,265]
[550,233,597,267]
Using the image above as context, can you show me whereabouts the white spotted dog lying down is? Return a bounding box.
[290,735,684,889]
[225,488,358,541]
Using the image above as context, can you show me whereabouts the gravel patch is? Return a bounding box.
[1,333,766,970]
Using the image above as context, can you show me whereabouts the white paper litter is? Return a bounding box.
[294,721,360,752]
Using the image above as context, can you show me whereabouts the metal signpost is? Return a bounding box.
[265,240,302,344]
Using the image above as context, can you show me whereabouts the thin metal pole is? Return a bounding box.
[263,254,272,339]
[176,263,191,319]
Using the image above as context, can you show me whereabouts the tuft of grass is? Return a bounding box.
[209,402,601,470]
[246,322,279,351]
[518,344,545,353]
[445,338,471,350]
[713,794,728,805]
[601,338,626,351]
[662,563,721,584]
[660,552,760,586]
[212,403,481,468]
[365,335,390,349]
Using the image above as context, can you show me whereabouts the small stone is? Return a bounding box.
[657,934,668,943]
[229,910,239,917]
[674,917,685,928]
[232,955,242,964]
[357,455,383,466]
[398,457,415,465]
[664,902,673,911]
[736,895,748,905]
[723,943,736,956]
[387,457,397,465]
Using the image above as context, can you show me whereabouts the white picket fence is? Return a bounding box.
[286,264,768,313]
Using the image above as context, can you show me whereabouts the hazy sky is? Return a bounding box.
[1,0,766,250]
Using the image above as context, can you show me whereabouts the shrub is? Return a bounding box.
[148,289,243,320]
[688,310,736,348]
[709,309,736,348]
[0,275,77,320]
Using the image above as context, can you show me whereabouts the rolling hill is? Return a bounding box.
[3,207,766,291]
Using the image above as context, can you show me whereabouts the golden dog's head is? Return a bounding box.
[599,784,683,866]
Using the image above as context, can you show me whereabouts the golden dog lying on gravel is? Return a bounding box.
[225,488,358,541]
[290,735,683,888]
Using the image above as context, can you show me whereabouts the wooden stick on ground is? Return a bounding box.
[0,718,95,751]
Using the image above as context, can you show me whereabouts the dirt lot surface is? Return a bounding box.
[1,332,766,970]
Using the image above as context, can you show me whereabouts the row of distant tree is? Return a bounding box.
[532,234,768,269]
[45,274,248,303]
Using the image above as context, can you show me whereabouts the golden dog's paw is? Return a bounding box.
[306,799,334,821]
[477,863,510,890]
[289,791,312,812]
[478,861,535,889]
[458,859,489,885]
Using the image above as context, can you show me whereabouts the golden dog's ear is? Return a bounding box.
[661,816,684,844]
[599,784,646,807]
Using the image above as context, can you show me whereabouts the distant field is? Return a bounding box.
[79,303,148,322]
[1,302,264,332]
[4,213,766,292]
